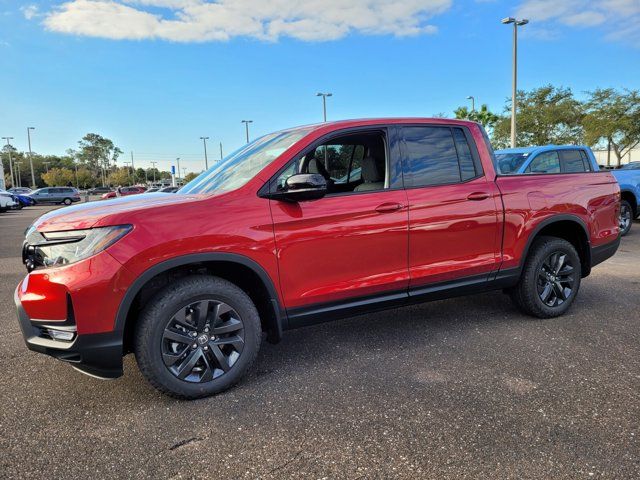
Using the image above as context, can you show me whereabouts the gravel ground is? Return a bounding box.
[0,205,638,479]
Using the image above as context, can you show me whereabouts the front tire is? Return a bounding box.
[134,275,261,399]
[509,236,581,318]
[619,200,633,236]
[63,198,72,205]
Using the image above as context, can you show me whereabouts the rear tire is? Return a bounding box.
[63,198,72,205]
[509,236,581,318]
[619,200,633,236]
[134,275,261,399]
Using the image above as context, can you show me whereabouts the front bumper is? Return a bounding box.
[15,287,123,379]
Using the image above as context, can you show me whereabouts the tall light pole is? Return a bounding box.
[2,137,15,188]
[27,127,36,188]
[16,162,22,187]
[467,96,475,112]
[182,167,187,180]
[200,136,210,170]
[176,157,181,183]
[150,161,157,184]
[316,92,332,122]
[219,142,223,161]
[241,120,253,144]
[502,17,528,148]
[44,161,51,173]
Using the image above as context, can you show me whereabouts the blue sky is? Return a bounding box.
[1,0,639,173]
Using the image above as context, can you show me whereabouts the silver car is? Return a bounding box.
[28,187,81,205]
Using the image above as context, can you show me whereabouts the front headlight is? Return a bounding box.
[24,225,132,270]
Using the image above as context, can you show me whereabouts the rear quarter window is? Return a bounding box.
[560,150,591,173]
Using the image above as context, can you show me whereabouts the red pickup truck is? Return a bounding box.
[15,118,620,399]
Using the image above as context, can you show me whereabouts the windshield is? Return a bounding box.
[495,153,529,174]
[180,127,312,194]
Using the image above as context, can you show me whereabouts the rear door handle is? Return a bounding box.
[375,202,404,213]
[467,192,490,201]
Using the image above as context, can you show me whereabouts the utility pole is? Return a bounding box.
[176,158,181,184]
[241,120,253,143]
[316,92,333,122]
[150,161,157,183]
[219,142,223,161]
[130,151,135,183]
[2,137,15,188]
[27,127,36,188]
[502,17,528,148]
[123,161,132,185]
[200,136,209,169]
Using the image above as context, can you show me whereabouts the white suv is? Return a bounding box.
[0,190,17,212]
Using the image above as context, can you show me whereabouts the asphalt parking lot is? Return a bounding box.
[1,205,638,479]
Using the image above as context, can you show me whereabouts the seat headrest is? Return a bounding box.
[361,156,383,183]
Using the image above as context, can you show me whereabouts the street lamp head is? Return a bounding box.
[28,127,35,131]
[517,19,529,26]
[467,95,474,100]
[501,17,515,24]
[200,136,209,140]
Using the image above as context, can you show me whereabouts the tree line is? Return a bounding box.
[455,86,639,165]
[1,133,179,189]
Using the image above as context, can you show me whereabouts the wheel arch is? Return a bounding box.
[519,215,592,278]
[115,253,286,355]
[620,189,638,218]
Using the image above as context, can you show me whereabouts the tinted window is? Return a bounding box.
[579,151,592,171]
[452,128,477,181]
[495,153,529,174]
[560,149,590,173]
[526,151,560,174]
[50,188,62,193]
[402,127,460,187]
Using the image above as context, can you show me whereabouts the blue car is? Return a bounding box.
[494,145,599,175]
[11,193,36,209]
[494,145,637,235]
[611,162,640,236]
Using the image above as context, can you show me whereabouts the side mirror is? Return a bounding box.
[266,173,327,202]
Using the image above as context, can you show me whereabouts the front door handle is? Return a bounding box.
[467,192,490,201]
[375,202,404,213]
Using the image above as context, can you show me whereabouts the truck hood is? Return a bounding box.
[33,193,204,232]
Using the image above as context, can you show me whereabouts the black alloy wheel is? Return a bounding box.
[619,200,632,236]
[536,251,577,307]
[161,299,245,383]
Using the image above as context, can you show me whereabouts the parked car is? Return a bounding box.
[494,145,636,236]
[15,118,621,399]
[10,194,36,209]
[146,187,159,193]
[101,186,146,199]
[27,187,81,205]
[88,186,114,195]
[8,187,33,195]
[158,186,179,193]
[0,189,17,212]
[610,161,640,236]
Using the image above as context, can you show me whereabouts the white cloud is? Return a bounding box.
[21,4,39,20]
[41,0,452,42]
[516,0,640,47]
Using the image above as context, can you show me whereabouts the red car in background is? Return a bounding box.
[15,118,621,399]
[101,186,146,199]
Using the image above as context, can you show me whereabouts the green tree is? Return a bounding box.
[107,167,133,186]
[492,85,585,149]
[74,133,123,174]
[76,167,97,189]
[41,167,75,187]
[184,172,199,183]
[454,104,499,130]
[583,88,640,166]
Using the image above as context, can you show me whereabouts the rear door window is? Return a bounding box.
[526,151,561,174]
[560,149,591,173]
[401,126,481,187]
